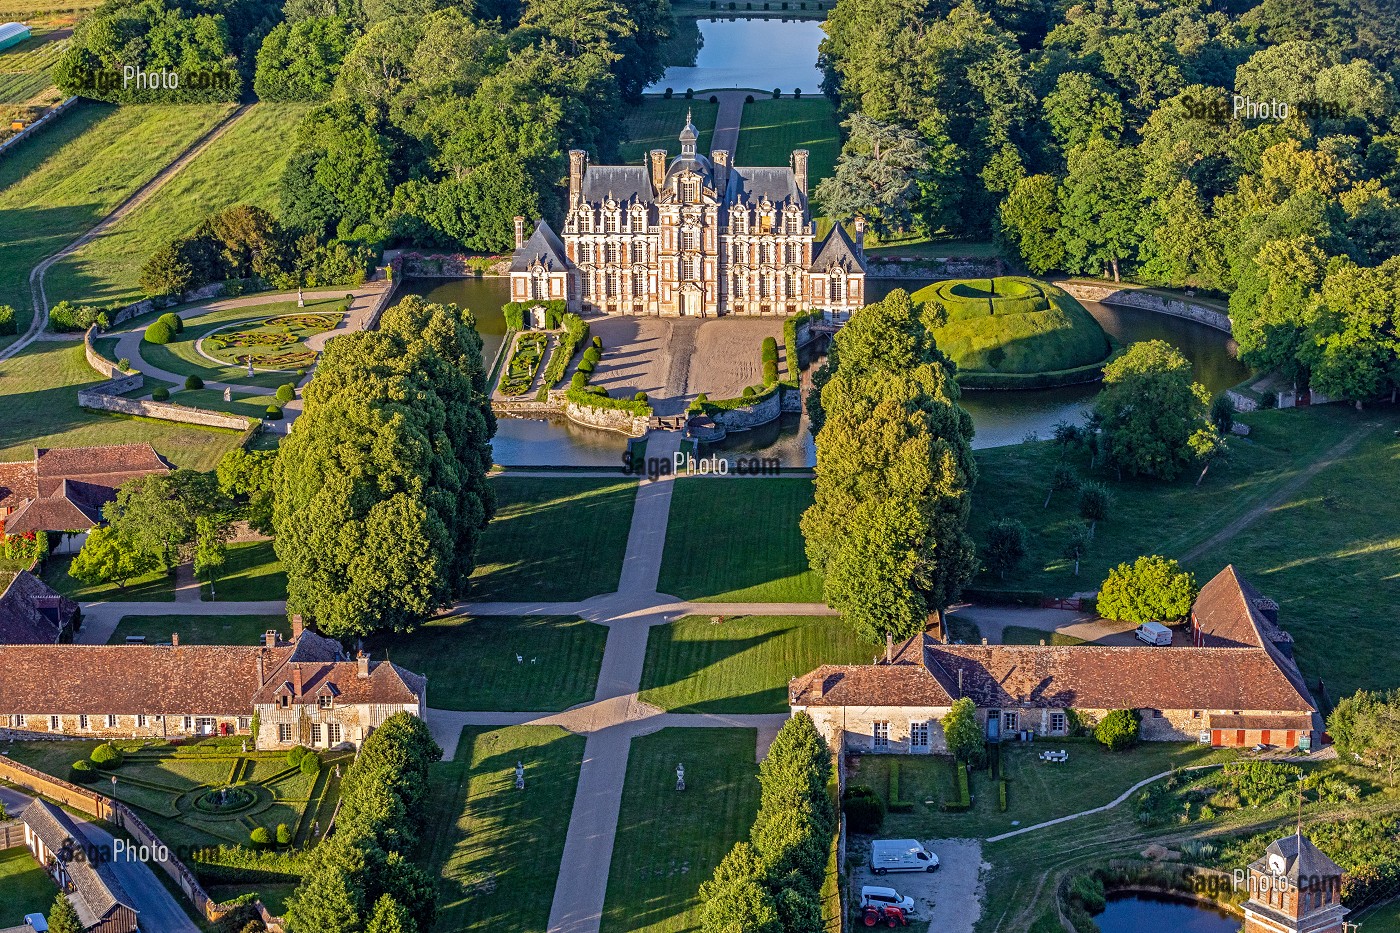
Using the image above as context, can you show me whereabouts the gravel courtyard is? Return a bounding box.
[848,837,987,933]
[586,316,786,417]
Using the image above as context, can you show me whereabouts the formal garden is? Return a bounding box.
[6,738,346,854]
[198,311,341,370]
[499,331,551,397]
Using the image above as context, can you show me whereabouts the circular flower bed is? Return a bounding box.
[191,785,257,815]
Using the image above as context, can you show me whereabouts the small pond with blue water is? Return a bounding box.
[1094,892,1241,933]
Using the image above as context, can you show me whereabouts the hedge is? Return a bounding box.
[565,385,652,417]
[842,784,885,833]
[942,763,971,812]
[783,310,818,387]
[955,347,1124,391]
[276,384,295,403]
[91,743,124,769]
[70,760,96,783]
[693,380,780,413]
[188,846,309,884]
[888,761,914,813]
[540,313,589,388]
[264,405,283,419]
[50,300,110,333]
[502,300,568,332]
[998,779,1008,812]
[158,312,183,334]
[0,305,15,336]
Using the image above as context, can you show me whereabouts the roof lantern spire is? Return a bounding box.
[680,110,698,157]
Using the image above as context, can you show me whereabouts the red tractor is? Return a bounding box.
[861,904,909,927]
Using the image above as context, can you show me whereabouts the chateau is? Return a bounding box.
[510,113,867,318]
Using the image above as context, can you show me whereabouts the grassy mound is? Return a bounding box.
[913,277,1113,380]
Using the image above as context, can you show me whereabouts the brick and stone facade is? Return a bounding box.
[791,567,1319,754]
[510,114,866,318]
[1242,833,1348,933]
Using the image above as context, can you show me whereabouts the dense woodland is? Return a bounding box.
[819,0,1400,400]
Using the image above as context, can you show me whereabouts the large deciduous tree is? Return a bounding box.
[1096,556,1197,624]
[815,114,950,237]
[273,296,495,636]
[942,697,983,763]
[802,290,977,642]
[1094,340,1214,482]
[102,469,234,570]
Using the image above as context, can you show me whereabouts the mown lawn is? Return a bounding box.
[109,614,287,645]
[735,98,840,196]
[136,297,339,390]
[366,614,607,711]
[0,101,234,343]
[0,341,242,472]
[853,741,1234,841]
[638,614,872,713]
[45,103,311,307]
[42,552,176,602]
[423,726,585,933]
[470,476,637,601]
[617,98,719,163]
[0,845,58,921]
[174,387,282,418]
[203,540,286,602]
[601,729,761,933]
[657,477,822,601]
[968,404,1400,695]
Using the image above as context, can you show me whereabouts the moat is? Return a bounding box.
[406,277,1248,467]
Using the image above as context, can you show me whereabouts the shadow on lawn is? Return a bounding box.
[642,624,795,713]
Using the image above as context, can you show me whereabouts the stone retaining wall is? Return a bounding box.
[564,400,649,436]
[1057,281,1233,334]
[83,324,131,379]
[714,388,783,431]
[110,282,229,328]
[865,256,1006,279]
[78,387,254,430]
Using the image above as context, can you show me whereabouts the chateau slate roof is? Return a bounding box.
[0,570,79,644]
[510,220,570,272]
[727,166,802,206]
[24,799,138,930]
[582,166,657,205]
[809,222,866,273]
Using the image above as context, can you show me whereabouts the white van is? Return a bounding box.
[870,839,939,874]
[1134,622,1172,646]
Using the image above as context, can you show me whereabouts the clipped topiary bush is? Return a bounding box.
[264,405,283,420]
[184,375,204,390]
[152,387,170,401]
[685,88,694,99]
[772,87,781,98]
[90,743,124,769]
[794,88,802,99]
[592,335,602,349]
[276,384,295,403]
[276,823,291,846]
[709,95,718,103]
[71,760,96,783]
[570,372,587,390]
[158,312,183,334]
[295,368,306,378]
[300,754,320,775]
[664,87,673,99]
[745,94,755,103]
[250,826,271,848]
[286,746,310,767]
[144,319,174,345]
[634,391,648,402]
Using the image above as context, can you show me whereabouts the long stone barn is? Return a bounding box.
[789,566,1320,754]
[0,623,426,750]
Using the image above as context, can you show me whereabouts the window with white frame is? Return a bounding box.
[784,272,799,297]
[582,275,594,298]
[1050,712,1066,733]
[278,723,293,743]
[10,714,23,728]
[50,716,59,730]
[759,273,773,298]
[183,715,193,731]
[1002,710,1019,732]
[106,714,117,728]
[761,242,775,265]
[873,721,890,749]
[79,714,89,730]
[733,273,747,298]
[579,242,594,264]
[605,241,619,265]
[830,274,845,302]
[632,270,646,297]
[137,714,148,728]
[605,211,619,233]
[784,242,798,265]
[311,723,323,746]
[318,694,333,709]
[632,207,647,231]
[682,257,700,281]
[909,721,929,748]
[682,177,700,202]
[238,716,250,732]
[631,241,646,264]
[327,723,343,745]
[682,227,699,251]
[607,271,622,298]
[578,210,592,233]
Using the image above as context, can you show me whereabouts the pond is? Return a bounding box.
[405,278,1247,467]
[1094,892,1240,933]
[646,18,825,94]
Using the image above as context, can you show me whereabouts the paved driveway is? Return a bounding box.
[848,837,987,933]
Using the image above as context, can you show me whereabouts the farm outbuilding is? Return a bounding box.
[0,22,32,50]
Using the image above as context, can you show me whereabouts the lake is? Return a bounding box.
[646,18,825,93]
[406,277,1247,467]
[1094,893,1241,933]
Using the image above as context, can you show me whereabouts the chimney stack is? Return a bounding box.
[792,149,809,197]
[569,150,588,207]
[814,674,824,699]
[257,651,265,688]
[513,215,525,250]
[885,633,894,663]
[712,150,730,200]
[264,630,278,648]
[357,652,370,679]
[649,149,668,194]
[293,665,303,697]
[854,215,867,256]
[291,614,304,641]
[981,637,988,646]
[957,668,964,698]
[171,633,178,647]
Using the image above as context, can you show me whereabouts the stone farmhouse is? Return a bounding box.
[0,443,171,551]
[0,569,80,643]
[790,566,1319,754]
[22,798,140,933]
[0,622,426,750]
[510,114,867,318]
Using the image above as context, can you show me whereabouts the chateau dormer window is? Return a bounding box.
[682,177,700,203]
[632,206,647,230]
[786,212,802,235]
[605,212,620,233]
[578,210,593,233]
[531,267,547,299]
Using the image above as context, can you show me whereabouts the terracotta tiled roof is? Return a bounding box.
[24,800,138,930]
[790,661,954,708]
[34,444,170,480]
[0,644,295,714]
[0,460,37,509]
[253,656,425,707]
[0,570,79,644]
[1193,565,1273,648]
[4,490,102,533]
[927,643,1314,713]
[1209,713,1313,731]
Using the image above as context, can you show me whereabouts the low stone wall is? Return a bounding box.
[0,96,78,156]
[1057,281,1233,334]
[865,256,1006,279]
[714,388,783,432]
[110,282,229,328]
[78,387,254,430]
[362,278,402,331]
[564,400,649,437]
[385,250,510,278]
[83,325,131,379]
